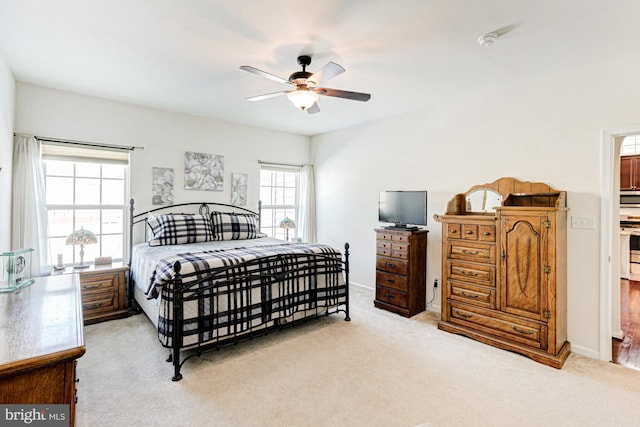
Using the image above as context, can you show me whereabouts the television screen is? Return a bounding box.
[378,191,428,228]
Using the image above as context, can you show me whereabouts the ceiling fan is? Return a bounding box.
[239,55,371,114]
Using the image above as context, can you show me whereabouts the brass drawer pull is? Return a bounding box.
[454,309,473,318]
[461,291,479,299]
[450,229,457,234]
[385,293,395,299]
[84,301,104,310]
[461,250,479,255]
[483,231,490,236]
[511,325,534,335]
[466,230,473,235]
[461,270,478,277]
[387,262,396,268]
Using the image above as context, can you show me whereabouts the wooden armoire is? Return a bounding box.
[434,177,570,368]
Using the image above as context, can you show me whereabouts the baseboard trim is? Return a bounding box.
[570,343,600,360]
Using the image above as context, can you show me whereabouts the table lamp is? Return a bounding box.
[66,227,97,268]
[279,217,296,241]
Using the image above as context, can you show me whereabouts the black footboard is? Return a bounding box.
[166,243,350,381]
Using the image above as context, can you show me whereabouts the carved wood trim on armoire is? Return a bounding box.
[434,177,570,368]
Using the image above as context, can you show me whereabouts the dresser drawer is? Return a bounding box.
[375,286,408,309]
[376,241,409,259]
[447,241,495,264]
[82,291,119,317]
[80,273,117,295]
[448,281,496,309]
[449,303,546,349]
[447,260,495,287]
[376,271,408,292]
[478,225,496,242]
[376,256,409,275]
[377,232,410,243]
[446,223,462,239]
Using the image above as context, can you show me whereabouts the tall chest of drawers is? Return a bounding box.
[435,177,570,369]
[374,228,428,317]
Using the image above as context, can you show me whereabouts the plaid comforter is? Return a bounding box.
[147,242,347,347]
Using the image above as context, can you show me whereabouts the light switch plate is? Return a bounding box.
[571,216,595,230]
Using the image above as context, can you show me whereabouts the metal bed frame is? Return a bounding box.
[127,199,350,381]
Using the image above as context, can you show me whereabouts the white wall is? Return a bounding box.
[311,51,640,358]
[15,83,310,217]
[0,56,15,252]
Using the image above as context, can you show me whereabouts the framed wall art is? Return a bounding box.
[231,173,248,206]
[152,167,174,205]
[184,151,224,191]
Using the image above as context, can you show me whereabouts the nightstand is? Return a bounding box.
[53,262,129,325]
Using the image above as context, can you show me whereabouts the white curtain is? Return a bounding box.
[12,135,49,276]
[297,164,317,243]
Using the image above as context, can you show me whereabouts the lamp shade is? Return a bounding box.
[66,228,97,245]
[279,218,296,229]
[287,88,319,110]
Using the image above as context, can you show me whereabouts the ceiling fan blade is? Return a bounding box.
[245,91,288,102]
[315,87,371,102]
[307,62,345,86]
[239,65,291,86]
[306,103,320,114]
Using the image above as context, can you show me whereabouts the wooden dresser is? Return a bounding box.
[0,274,85,425]
[374,228,428,317]
[435,177,570,368]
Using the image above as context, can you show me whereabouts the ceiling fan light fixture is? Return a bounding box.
[287,87,319,110]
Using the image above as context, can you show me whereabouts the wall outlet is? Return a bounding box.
[571,215,596,230]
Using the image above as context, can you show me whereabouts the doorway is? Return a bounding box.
[601,127,640,367]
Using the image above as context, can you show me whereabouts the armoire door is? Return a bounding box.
[500,213,552,322]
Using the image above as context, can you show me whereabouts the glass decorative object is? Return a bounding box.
[1,248,35,292]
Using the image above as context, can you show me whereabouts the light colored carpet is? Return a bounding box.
[76,285,640,427]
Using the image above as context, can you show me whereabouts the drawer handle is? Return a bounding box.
[450,229,457,234]
[386,278,395,283]
[84,282,105,289]
[461,270,479,277]
[483,231,490,236]
[387,262,396,268]
[454,309,473,318]
[84,301,104,309]
[461,291,479,299]
[385,293,395,299]
[511,325,534,335]
[461,250,479,255]
[466,230,473,235]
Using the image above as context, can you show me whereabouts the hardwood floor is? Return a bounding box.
[612,279,640,370]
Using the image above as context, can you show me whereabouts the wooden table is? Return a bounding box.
[0,274,86,426]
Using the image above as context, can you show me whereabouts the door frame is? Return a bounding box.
[600,126,640,361]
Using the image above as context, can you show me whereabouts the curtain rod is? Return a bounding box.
[14,133,144,151]
[258,160,304,168]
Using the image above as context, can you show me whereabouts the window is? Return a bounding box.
[43,144,129,266]
[621,135,640,155]
[260,166,300,241]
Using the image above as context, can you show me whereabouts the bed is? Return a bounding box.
[127,199,350,381]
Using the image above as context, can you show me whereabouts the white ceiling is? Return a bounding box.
[1,0,640,136]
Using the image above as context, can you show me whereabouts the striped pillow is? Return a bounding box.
[148,213,214,246]
[211,212,262,240]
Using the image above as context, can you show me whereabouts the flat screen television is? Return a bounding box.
[378,191,428,229]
